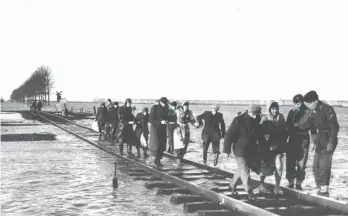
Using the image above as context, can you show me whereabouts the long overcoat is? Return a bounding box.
[149,104,168,156]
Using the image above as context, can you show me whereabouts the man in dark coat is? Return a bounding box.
[223,104,262,200]
[30,100,37,113]
[297,91,340,197]
[95,102,108,140]
[116,98,136,157]
[135,107,150,157]
[197,104,225,166]
[149,97,169,167]
[37,101,43,111]
[286,94,317,190]
[167,101,178,154]
[108,102,119,144]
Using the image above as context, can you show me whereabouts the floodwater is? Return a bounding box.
[1,112,192,216]
[51,101,348,202]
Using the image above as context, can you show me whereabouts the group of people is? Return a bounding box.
[95,90,340,200]
[29,100,43,113]
[224,90,339,200]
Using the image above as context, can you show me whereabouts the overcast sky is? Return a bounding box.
[1,0,347,102]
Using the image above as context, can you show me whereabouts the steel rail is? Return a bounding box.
[38,111,348,215]
[36,112,280,216]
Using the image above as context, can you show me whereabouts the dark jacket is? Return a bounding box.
[287,105,317,136]
[96,106,108,124]
[223,112,261,158]
[116,105,136,144]
[149,104,168,156]
[167,109,177,123]
[197,111,226,142]
[135,112,149,137]
[108,106,118,125]
[298,101,340,151]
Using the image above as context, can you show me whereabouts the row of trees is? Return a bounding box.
[10,66,53,105]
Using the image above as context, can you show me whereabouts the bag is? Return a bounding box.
[173,128,185,149]
[92,121,99,132]
[140,133,148,148]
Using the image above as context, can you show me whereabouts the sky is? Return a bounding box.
[0,0,347,102]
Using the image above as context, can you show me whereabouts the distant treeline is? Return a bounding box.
[10,66,53,105]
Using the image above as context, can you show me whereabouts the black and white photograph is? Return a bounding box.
[1,0,348,215]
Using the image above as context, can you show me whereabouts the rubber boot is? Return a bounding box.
[137,148,141,158]
[119,142,124,155]
[143,147,149,158]
[157,159,163,167]
[213,153,220,166]
[127,144,133,158]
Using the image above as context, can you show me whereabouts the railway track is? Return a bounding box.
[34,111,348,216]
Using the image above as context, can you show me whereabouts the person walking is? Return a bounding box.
[167,101,178,154]
[258,101,288,194]
[197,104,225,166]
[286,94,318,190]
[95,102,108,140]
[223,104,262,200]
[149,97,169,167]
[177,101,199,162]
[135,107,150,157]
[297,90,339,197]
[116,98,137,157]
[108,102,119,145]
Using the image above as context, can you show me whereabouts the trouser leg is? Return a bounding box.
[286,151,297,183]
[319,151,333,186]
[119,141,124,155]
[202,140,211,162]
[313,152,321,187]
[235,157,251,193]
[167,125,175,153]
[230,168,241,191]
[296,147,309,184]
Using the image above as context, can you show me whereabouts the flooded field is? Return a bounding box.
[1,101,347,216]
[0,111,193,216]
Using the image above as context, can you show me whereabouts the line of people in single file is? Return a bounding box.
[95,90,339,200]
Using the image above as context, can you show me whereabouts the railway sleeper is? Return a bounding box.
[197,209,242,216]
[145,181,178,189]
[183,201,224,213]
[157,188,193,195]
[128,172,152,176]
[170,195,207,205]
[133,176,162,181]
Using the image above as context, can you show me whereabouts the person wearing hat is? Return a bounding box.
[177,101,199,162]
[285,94,318,190]
[166,101,178,154]
[135,107,150,157]
[149,97,169,167]
[223,104,262,200]
[104,99,114,140]
[116,98,137,157]
[197,104,225,166]
[95,101,109,140]
[109,101,119,144]
[297,90,340,197]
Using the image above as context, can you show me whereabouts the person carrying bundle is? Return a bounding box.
[135,107,150,158]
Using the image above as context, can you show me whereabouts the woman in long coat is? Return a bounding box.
[149,97,169,167]
[116,98,137,157]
